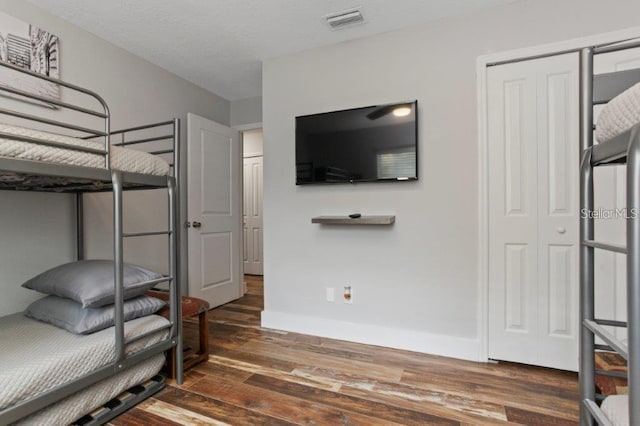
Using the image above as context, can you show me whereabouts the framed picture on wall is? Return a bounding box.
[0,11,60,105]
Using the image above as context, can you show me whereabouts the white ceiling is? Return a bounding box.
[28,0,517,101]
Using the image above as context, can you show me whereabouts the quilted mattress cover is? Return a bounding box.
[0,123,170,176]
[596,82,640,143]
[0,313,169,413]
[17,354,164,426]
[601,395,629,426]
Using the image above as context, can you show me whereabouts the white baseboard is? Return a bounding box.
[261,310,482,362]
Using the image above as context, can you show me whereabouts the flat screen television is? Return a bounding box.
[295,100,418,185]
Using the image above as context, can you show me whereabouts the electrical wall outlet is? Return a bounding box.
[326,287,335,302]
[343,285,353,304]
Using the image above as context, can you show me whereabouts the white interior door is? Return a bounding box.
[488,53,579,371]
[243,155,263,275]
[187,113,243,308]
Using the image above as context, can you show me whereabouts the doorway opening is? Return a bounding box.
[242,128,264,278]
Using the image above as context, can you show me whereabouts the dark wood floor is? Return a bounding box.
[111,275,579,425]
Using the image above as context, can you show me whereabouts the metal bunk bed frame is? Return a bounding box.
[0,61,183,424]
[579,42,640,426]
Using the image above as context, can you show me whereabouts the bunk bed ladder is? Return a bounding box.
[107,118,183,384]
[579,45,639,426]
[110,168,183,385]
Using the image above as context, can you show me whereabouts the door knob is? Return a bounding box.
[557,227,566,234]
[192,221,202,229]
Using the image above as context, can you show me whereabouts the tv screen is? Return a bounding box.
[295,100,418,185]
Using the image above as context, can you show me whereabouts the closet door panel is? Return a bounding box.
[536,54,579,371]
[488,62,539,364]
[504,243,530,332]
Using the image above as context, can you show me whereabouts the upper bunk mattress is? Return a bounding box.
[0,123,170,176]
[596,82,640,144]
[0,313,169,412]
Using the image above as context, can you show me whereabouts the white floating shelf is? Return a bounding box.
[311,215,395,225]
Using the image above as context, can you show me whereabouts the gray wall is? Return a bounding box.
[0,0,230,315]
[231,96,262,128]
[262,0,640,359]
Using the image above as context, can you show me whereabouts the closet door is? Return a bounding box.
[536,54,579,370]
[488,61,540,366]
[488,53,579,371]
[243,155,264,275]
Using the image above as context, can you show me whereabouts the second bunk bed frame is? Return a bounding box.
[0,61,183,424]
[579,42,640,425]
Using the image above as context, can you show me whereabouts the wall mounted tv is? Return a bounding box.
[295,100,418,185]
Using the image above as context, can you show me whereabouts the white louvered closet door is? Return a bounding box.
[488,53,579,371]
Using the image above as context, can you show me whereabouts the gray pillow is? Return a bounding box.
[21,260,163,308]
[25,295,166,334]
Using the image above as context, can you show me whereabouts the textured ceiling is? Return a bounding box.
[28,0,517,101]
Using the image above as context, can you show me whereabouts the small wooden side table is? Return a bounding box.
[147,290,210,378]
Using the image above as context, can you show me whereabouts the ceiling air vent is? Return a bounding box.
[325,8,365,30]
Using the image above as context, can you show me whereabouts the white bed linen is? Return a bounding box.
[596,82,640,143]
[0,123,170,176]
[601,395,629,426]
[16,354,164,426]
[0,313,169,412]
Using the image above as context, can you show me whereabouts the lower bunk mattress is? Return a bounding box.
[601,395,629,426]
[17,354,164,426]
[0,313,169,419]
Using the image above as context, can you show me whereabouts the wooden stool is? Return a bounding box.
[147,291,210,378]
